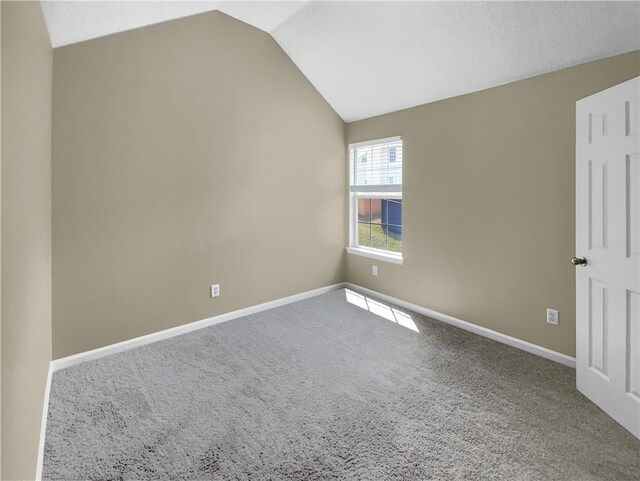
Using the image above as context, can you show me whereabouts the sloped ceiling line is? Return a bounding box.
[41,1,640,121]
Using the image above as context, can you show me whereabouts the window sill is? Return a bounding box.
[346,247,403,265]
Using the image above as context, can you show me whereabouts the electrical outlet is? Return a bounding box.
[372,265,378,276]
[210,284,220,298]
[546,308,559,326]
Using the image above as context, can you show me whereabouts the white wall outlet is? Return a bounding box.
[210,284,220,298]
[372,265,378,276]
[546,308,559,326]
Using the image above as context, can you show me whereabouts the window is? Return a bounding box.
[348,137,402,263]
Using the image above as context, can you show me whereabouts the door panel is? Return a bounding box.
[626,100,639,137]
[576,76,640,439]
[589,160,608,250]
[627,154,639,258]
[627,289,640,399]
[589,279,609,378]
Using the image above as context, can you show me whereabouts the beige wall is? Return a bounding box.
[1,3,637,476]
[346,51,640,357]
[1,1,53,480]
[52,11,346,359]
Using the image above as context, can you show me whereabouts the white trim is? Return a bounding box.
[344,283,576,368]
[348,136,402,149]
[48,277,574,378]
[350,185,402,193]
[35,362,53,481]
[346,247,404,265]
[51,283,344,372]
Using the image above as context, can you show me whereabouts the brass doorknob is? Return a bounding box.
[571,256,588,266]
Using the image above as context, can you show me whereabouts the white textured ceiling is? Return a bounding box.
[272,1,640,121]
[41,1,640,122]
[40,1,309,47]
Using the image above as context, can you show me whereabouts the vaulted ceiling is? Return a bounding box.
[41,1,640,121]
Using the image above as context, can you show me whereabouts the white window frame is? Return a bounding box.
[347,136,403,264]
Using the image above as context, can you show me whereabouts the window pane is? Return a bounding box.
[387,225,402,252]
[382,199,402,228]
[370,198,382,224]
[370,223,387,250]
[355,198,402,253]
[385,199,402,252]
[357,198,371,222]
[351,139,402,188]
[357,223,371,247]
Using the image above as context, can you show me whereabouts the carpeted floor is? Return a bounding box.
[43,288,640,480]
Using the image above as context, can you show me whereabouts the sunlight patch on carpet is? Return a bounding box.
[345,289,419,332]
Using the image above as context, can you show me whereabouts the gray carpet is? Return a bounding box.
[43,288,640,480]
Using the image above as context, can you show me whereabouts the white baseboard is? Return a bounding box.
[51,283,344,372]
[51,281,575,373]
[35,362,53,481]
[344,283,576,368]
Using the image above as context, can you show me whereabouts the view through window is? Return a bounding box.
[349,137,402,257]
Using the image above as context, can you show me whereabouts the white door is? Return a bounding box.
[576,76,639,439]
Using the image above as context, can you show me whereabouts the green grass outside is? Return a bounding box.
[358,221,402,252]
